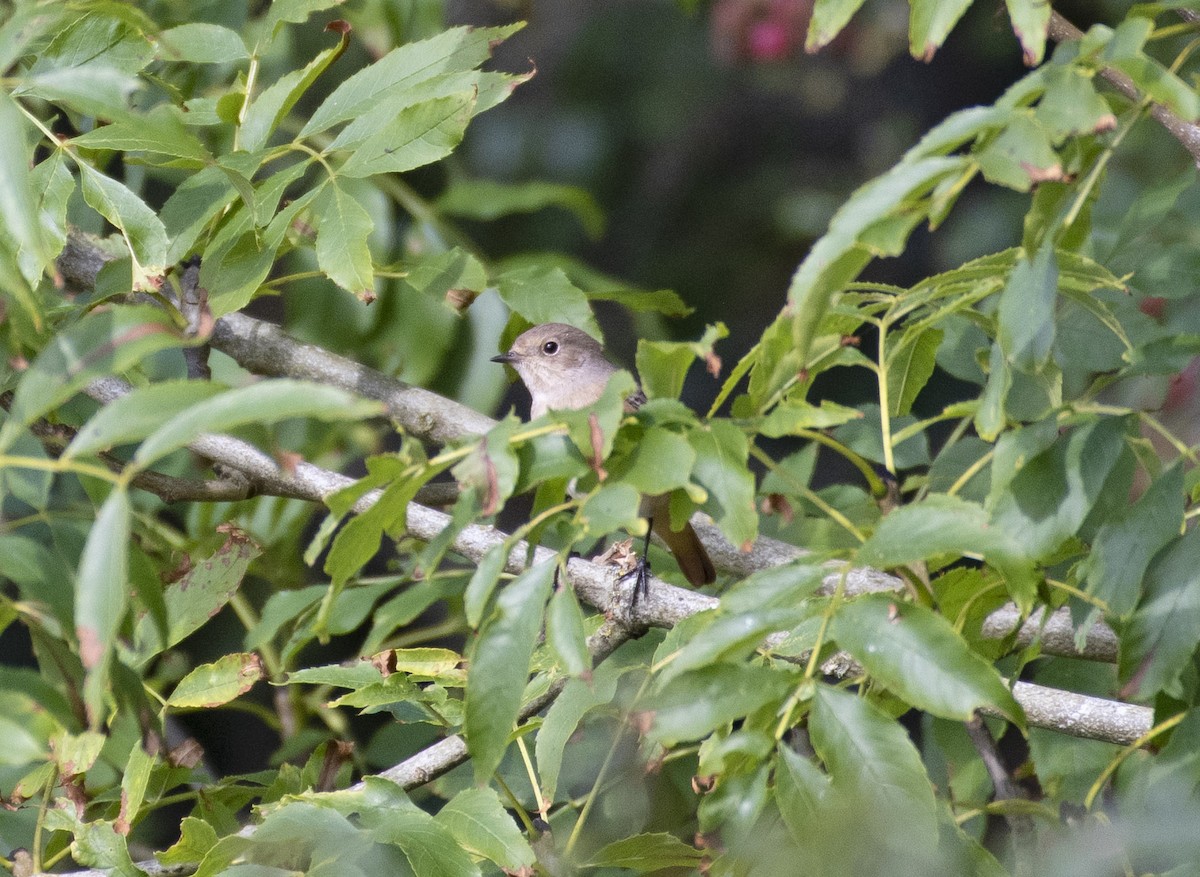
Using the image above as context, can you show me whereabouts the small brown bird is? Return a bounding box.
[492,323,716,589]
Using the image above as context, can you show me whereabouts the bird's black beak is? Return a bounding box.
[491,353,514,364]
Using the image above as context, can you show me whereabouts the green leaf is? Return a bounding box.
[0,91,51,298]
[585,833,704,871]
[434,787,536,873]
[809,684,939,849]
[974,343,1011,441]
[130,531,261,666]
[758,400,862,437]
[240,29,349,152]
[775,743,834,854]
[364,786,482,877]
[79,163,169,274]
[1085,463,1183,618]
[635,323,727,401]
[314,182,375,299]
[464,560,555,782]
[131,379,382,469]
[301,24,522,136]
[66,380,226,457]
[1120,527,1200,700]
[688,420,758,551]
[806,0,869,52]
[577,483,642,538]
[1104,18,1200,121]
[858,493,1038,612]
[161,165,240,264]
[0,305,184,451]
[976,113,1062,191]
[989,415,1130,561]
[168,652,263,708]
[831,593,1024,725]
[1036,67,1114,139]
[546,584,589,677]
[76,489,131,672]
[886,327,942,417]
[464,543,509,628]
[537,666,623,802]
[437,178,605,238]
[610,426,696,495]
[158,817,219,866]
[71,106,211,165]
[908,0,972,60]
[156,23,249,64]
[119,741,156,833]
[1005,0,1050,64]
[495,265,601,337]
[651,663,794,744]
[998,245,1058,373]
[338,92,477,178]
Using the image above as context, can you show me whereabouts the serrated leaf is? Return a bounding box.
[72,106,211,164]
[759,400,863,437]
[338,92,476,178]
[158,817,219,866]
[831,593,1024,725]
[301,24,522,136]
[131,379,381,469]
[435,787,536,872]
[635,323,727,401]
[168,653,263,708]
[79,163,168,273]
[1120,527,1200,700]
[886,327,942,417]
[858,493,1038,612]
[364,787,480,877]
[130,530,260,666]
[464,560,555,782]
[998,245,1057,373]
[1005,0,1050,65]
[688,420,758,550]
[314,182,375,298]
[809,685,939,849]
[650,663,793,744]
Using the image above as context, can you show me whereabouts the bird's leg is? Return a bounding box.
[620,518,654,607]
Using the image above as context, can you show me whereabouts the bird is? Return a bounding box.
[491,322,716,593]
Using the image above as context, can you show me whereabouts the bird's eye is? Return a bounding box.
[542,340,559,355]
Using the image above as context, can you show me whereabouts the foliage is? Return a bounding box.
[2,1,1200,876]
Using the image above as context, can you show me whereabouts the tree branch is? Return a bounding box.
[1048,10,1200,164]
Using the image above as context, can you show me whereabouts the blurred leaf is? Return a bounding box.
[161,165,240,264]
[314,182,375,299]
[259,0,348,46]
[338,92,476,178]
[1102,18,1200,121]
[990,416,1130,561]
[437,178,605,238]
[156,22,248,63]
[0,304,184,451]
[75,489,130,672]
[585,833,704,871]
[1120,527,1200,700]
[1036,67,1113,139]
[1085,462,1184,618]
[976,113,1061,191]
[886,327,942,417]
[464,545,509,629]
[131,379,382,469]
[998,245,1058,373]
[464,560,555,782]
[661,603,809,684]
[168,652,263,708]
[908,0,972,61]
[974,344,1011,441]
[66,380,225,457]
[366,791,480,877]
[0,91,50,306]
[537,665,623,802]
[688,420,757,551]
[1006,0,1051,65]
[435,787,536,873]
[858,493,1038,611]
[775,743,834,856]
[809,684,939,849]
[758,400,862,437]
[832,593,1024,725]
[806,0,869,52]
